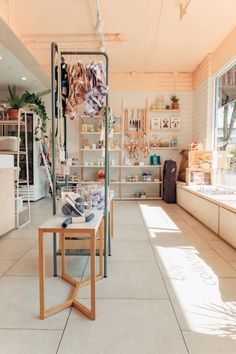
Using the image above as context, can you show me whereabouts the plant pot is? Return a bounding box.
[7,108,20,120]
[171,102,179,110]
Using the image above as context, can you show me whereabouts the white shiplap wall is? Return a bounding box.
[192,79,214,149]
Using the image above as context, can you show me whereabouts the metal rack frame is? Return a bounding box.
[51,42,110,277]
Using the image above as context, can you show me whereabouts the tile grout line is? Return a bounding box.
[137,201,190,354]
[56,255,89,353]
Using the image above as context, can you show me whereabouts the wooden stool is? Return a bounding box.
[38,210,104,320]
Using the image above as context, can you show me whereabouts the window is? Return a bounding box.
[215,62,236,187]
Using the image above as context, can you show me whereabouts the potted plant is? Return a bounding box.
[170,95,179,110]
[23,90,50,140]
[7,85,26,120]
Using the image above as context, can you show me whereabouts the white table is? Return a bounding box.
[38,210,104,320]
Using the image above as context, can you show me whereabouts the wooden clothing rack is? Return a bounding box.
[51,42,110,277]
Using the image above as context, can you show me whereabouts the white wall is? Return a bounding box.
[192,79,214,149]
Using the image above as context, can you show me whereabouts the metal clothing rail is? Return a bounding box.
[51,42,110,277]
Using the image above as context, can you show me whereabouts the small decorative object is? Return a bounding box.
[114,124,121,133]
[92,143,97,150]
[170,137,178,147]
[159,137,170,147]
[189,139,203,151]
[149,136,160,149]
[142,172,152,182]
[170,116,180,129]
[156,96,165,110]
[140,192,146,199]
[151,117,160,131]
[83,139,90,149]
[82,124,87,132]
[170,95,179,110]
[165,104,170,110]
[128,175,138,182]
[98,170,105,182]
[87,124,94,132]
[98,140,104,149]
[151,104,157,111]
[161,117,170,129]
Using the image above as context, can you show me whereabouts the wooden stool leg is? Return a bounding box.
[99,223,103,276]
[90,231,96,320]
[38,229,45,319]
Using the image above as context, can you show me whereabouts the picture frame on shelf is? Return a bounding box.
[151,117,160,131]
[160,117,170,129]
[170,116,180,130]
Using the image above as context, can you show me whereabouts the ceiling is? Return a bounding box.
[0,43,45,92]
[1,0,236,73]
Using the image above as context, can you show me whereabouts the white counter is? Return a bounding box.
[177,184,236,248]
[0,154,15,236]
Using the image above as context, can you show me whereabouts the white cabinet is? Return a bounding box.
[0,155,15,236]
[177,186,219,234]
[220,207,236,248]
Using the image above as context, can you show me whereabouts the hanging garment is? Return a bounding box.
[66,62,88,120]
[162,160,177,203]
[55,62,69,118]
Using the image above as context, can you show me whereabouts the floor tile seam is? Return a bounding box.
[3,274,85,278]
[205,242,236,270]
[56,307,73,354]
[150,244,212,251]
[0,328,63,331]
[0,243,38,280]
[139,204,190,354]
[77,297,170,300]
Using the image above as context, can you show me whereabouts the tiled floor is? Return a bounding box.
[1,198,236,353]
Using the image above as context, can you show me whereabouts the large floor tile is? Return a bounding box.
[165,277,236,333]
[58,299,188,354]
[5,224,38,239]
[79,260,168,299]
[0,238,36,260]
[114,225,148,240]
[193,224,219,242]
[183,331,236,354]
[0,329,62,354]
[150,231,211,250]
[0,276,71,329]
[6,248,88,277]
[208,239,236,262]
[154,248,236,279]
[0,260,16,277]
[111,240,155,261]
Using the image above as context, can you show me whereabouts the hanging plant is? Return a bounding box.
[23,90,50,141]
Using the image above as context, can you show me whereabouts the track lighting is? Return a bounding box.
[95,18,104,33]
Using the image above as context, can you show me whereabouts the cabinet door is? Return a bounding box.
[220,208,236,248]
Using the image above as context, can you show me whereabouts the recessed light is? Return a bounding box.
[0,56,2,60]
[21,77,27,81]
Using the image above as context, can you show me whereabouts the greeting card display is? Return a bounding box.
[160,117,170,129]
[151,117,160,131]
[170,116,180,129]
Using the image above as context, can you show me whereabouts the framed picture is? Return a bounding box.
[160,117,170,129]
[170,116,180,129]
[151,117,160,130]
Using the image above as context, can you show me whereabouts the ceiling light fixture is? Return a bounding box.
[0,56,2,60]
[95,19,104,34]
[94,0,106,53]
[179,0,192,20]
[21,77,27,81]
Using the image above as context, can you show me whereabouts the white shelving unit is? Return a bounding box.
[0,111,31,228]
